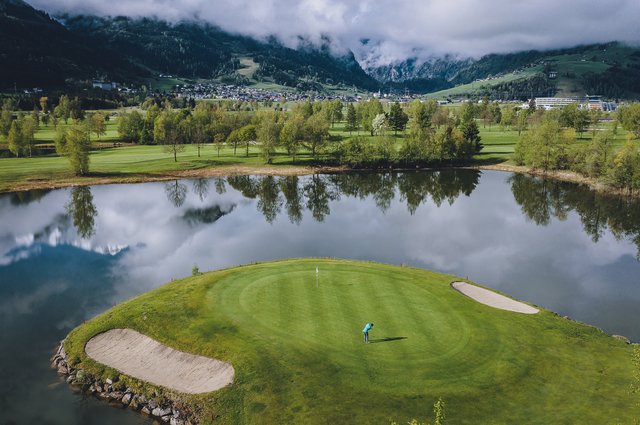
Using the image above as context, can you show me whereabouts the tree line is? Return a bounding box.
[117,98,482,167]
[513,102,640,193]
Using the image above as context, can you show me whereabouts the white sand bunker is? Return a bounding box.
[85,328,234,394]
[451,282,539,314]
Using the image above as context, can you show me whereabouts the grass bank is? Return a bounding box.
[64,259,637,424]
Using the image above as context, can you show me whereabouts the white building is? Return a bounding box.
[92,81,117,91]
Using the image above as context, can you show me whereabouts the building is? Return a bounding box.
[534,97,584,110]
[92,81,117,91]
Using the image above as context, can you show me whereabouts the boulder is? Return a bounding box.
[170,418,185,425]
[110,391,124,400]
[141,406,151,415]
[122,393,132,405]
[148,400,159,410]
[161,415,172,423]
[57,365,68,375]
[613,335,631,344]
[105,378,113,385]
[152,407,172,417]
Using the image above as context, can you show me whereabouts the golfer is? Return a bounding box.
[362,322,374,343]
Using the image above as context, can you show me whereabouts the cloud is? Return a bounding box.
[29,0,640,65]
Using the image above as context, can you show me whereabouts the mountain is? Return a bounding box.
[366,43,640,99]
[0,0,378,91]
[0,0,146,88]
[2,0,639,98]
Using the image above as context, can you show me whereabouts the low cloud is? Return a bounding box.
[29,0,640,66]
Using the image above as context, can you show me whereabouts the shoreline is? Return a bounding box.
[1,162,636,199]
[51,339,199,425]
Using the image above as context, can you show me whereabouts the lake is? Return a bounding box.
[1,170,639,424]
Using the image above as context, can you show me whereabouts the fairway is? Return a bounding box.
[65,259,637,424]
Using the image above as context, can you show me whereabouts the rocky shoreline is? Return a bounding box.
[51,340,198,425]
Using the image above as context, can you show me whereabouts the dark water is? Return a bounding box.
[1,170,639,424]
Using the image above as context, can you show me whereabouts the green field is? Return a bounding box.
[64,259,638,424]
[0,114,632,192]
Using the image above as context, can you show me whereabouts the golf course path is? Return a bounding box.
[85,329,234,394]
[451,282,539,314]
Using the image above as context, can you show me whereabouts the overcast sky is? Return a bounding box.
[30,0,640,66]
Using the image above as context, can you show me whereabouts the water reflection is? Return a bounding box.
[220,170,480,224]
[67,187,98,239]
[1,170,640,425]
[165,180,188,208]
[510,173,640,257]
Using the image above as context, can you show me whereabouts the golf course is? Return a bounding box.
[63,259,637,424]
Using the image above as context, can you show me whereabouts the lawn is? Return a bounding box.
[64,259,638,424]
[0,113,631,193]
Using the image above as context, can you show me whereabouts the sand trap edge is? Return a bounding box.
[85,328,234,394]
[451,282,539,314]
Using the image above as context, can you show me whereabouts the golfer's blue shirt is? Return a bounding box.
[363,323,373,333]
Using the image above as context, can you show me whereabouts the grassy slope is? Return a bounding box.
[64,259,637,424]
[427,44,640,99]
[425,67,541,99]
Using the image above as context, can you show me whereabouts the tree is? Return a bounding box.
[238,124,257,157]
[118,110,144,143]
[589,109,602,137]
[617,104,640,139]
[500,106,516,130]
[281,114,305,163]
[408,99,436,140]
[227,128,241,156]
[327,99,343,127]
[55,123,91,175]
[459,119,482,153]
[572,131,614,178]
[54,95,71,124]
[69,97,85,122]
[372,113,388,136]
[214,133,225,158]
[88,113,106,140]
[359,98,383,136]
[459,102,477,125]
[192,102,214,157]
[516,110,528,136]
[7,120,26,157]
[256,113,281,164]
[304,113,330,158]
[0,99,14,138]
[39,96,48,114]
[513,120,573,171]
[154,107,184,162]
[607,138,640,192]
[480,96,491,128]
[490,102,502,126]
[21,115,37,157]
[388,102,408,135]
[345,103,358,135]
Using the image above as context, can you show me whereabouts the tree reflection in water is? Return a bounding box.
[67,186,98,239]
[165,180,188,207]
[227,170,481,224]
[510,173,640,257]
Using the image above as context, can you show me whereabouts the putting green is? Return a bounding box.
[65,259,637,424]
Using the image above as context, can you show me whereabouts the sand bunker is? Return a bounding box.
[451,282,539,314]
[85,328,234,394]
